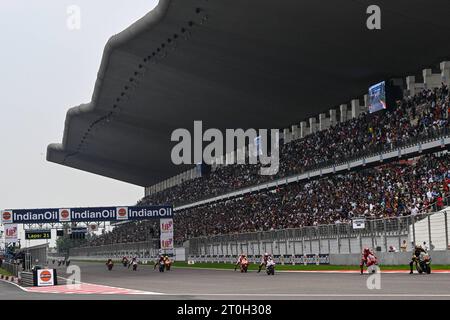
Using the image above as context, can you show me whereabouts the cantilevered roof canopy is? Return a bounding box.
[48,0,450,186]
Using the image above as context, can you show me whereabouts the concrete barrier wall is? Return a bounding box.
[61,247,186,262]
[330,250,450,265]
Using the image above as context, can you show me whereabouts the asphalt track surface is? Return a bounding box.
[1,261,450,300]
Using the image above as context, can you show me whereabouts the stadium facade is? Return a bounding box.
[47,0,450,189]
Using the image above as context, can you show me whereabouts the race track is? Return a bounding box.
[1,261,450,300]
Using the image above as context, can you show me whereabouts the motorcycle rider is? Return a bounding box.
[106,258,114,271]
[359,247,376,275]
[234,253,247,271]
[154,255,166,272]
[164,255,172,271]
[130,257,138,271]
[257,253,272,273]
[409,244,427,274]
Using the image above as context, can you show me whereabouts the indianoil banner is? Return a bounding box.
[1,206,173,224]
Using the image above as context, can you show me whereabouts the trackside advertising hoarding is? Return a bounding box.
[0,206,172,224]
[160,218,174,252]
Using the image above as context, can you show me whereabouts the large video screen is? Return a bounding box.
[368,81,387,113]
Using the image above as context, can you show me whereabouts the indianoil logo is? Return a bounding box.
[116,207,128,220]
[40,270,52,282]
[59,208,71,222]
[1,210,12,223]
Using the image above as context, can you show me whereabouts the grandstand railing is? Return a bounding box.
[69,239,159,258]
[175,128,450,211]
[187,207,450,257]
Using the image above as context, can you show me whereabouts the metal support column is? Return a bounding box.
[427,215,432,250]
[445,211,449,251]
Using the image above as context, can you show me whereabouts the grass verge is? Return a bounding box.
[0,268,13,277]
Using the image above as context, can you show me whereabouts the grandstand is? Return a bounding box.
[43,0,450,267]
[69,79,450,263]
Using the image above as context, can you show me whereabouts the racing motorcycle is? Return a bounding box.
[415,252,431,274]
[159,259,165,272]
[266,259,275,275]
[132,261,138,271]
[366,253,378,274]
[164,258,172,271]
[106,260,114,271]
[240,258,249,273]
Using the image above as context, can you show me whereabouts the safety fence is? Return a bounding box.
[68,239,160,259]
[187,209,450,257]
[1,262,20,277]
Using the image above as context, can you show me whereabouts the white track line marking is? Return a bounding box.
[161,293,450,297]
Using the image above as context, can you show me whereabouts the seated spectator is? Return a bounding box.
[140,84,450,207]
[400,240,408,252]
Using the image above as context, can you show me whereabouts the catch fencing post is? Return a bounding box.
[371,220,375,250]
[285,231,289,255]
[428,215,432,250]
[337,232,341,254]
[359,229,363,254]
[302,234,305,255]
[445,211,449,251]
[327,225,331,253]
[398,217,402,252]
[412,216,416,246]
[317,228,321,254]
[348,224,352,253]
[383,219,388,252]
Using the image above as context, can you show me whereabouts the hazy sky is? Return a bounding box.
[0,1,159,243]
[0,0,160,209]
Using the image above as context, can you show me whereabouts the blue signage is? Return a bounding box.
[1,205,172,224]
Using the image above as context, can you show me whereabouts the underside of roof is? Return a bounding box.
[47,0,450,186]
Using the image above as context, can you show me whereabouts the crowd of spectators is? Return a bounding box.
[171,153,450,242]
[85,84,450,246]
[90,152,450,245]
[139,84,450,207]
[87,220,158,247]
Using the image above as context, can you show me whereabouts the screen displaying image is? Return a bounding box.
[368,81,387,113]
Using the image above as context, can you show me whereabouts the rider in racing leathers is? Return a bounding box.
[154,255,165,271]
[234,253,247,271]
[409,244,427,274]
[360,247,375,275]
[257,253,272,273]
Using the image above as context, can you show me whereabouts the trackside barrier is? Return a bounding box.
[16,269,58,287]
[187,254,330,265]
[187,207,450,257]
[0,274,19,284]
[187,252,450,266]
[19,272,34,287]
